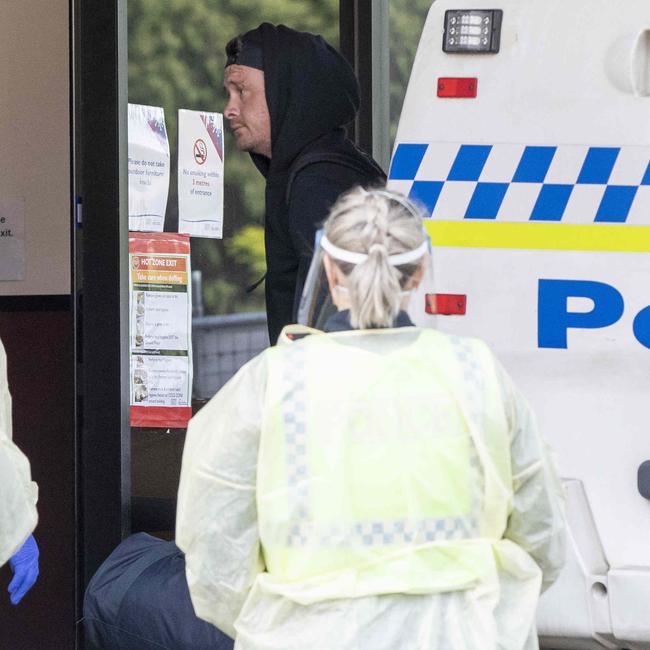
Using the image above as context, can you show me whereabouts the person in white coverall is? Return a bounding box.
[0,338,39,605]
[176,187,566,650]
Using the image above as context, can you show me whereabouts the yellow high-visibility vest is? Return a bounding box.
[257,327,513,603]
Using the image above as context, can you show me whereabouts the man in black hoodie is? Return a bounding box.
[224,23,386,344]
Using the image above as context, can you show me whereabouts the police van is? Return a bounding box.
[388,1,650,648]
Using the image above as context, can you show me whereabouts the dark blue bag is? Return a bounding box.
[84,533,234,650]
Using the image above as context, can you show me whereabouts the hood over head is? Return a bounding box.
[226,23,360,176]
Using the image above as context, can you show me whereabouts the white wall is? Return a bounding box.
[0,0,70,296]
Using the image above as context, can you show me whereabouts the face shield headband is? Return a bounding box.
[320,235,429,267]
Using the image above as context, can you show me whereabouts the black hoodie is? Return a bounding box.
[242,23,386,344]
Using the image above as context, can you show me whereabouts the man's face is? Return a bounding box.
[223,65,272,158]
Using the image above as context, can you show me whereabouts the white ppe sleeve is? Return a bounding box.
[498,363,567,592]
[176,351,267,638]
[0,340,38,567]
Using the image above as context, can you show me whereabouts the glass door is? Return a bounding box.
[127,0,340,539]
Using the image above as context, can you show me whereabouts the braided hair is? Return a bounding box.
[323,187,427,329]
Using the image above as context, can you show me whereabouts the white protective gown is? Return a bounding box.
[177,327,566,650]
[0,339,38,567]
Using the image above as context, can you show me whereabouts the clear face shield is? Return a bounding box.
[297,229,336,330]
[297,191,434,330]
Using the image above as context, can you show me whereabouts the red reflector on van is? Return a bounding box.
[425,294,467,315]
[437,77,478,98]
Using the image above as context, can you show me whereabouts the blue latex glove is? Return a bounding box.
[8,534,39,605]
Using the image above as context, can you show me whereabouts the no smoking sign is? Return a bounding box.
[193,139,207,165]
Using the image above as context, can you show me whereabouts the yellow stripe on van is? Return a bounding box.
[424,221,650,252]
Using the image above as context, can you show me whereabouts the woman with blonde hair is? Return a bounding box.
[175,186,566,650]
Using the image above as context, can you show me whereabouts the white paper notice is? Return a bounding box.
[136,291,189,351]
[0,198,25,281]
[128,104,170,232]
[132,353,190,407]
[178,109,224,238]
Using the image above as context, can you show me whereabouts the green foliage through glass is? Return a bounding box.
[128,0,339,314]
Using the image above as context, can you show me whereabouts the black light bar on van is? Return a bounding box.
[443,9,503,54]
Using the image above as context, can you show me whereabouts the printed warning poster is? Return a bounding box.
[129,232,193,428]
[128,104,170,232]
[178,109,224,238]
[0,199,25,281]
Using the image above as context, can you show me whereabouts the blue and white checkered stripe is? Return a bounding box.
[279,340,483,549]
[388,143,650,224]
[281,344,310,548]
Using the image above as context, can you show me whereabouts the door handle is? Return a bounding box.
[638,460,650,499]
[605,31,650,96]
